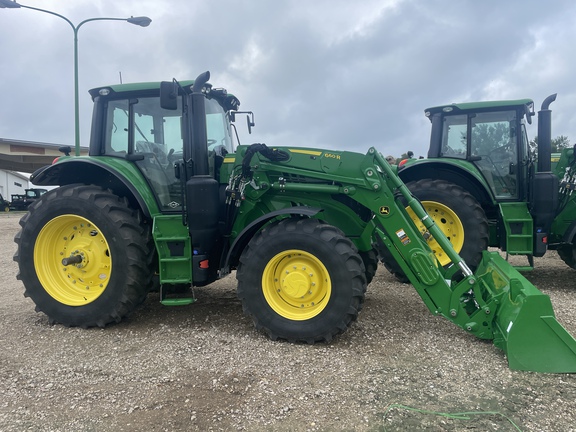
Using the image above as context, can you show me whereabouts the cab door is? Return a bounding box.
[469,110,520,199]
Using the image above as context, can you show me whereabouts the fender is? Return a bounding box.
[222,206,322,274]
[29,157,161,218]
[399,159,496,207]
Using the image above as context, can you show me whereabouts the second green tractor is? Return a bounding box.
[395,94,576,277]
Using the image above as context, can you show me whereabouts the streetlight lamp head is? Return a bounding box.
[0,0,21,8]
[127,16,151,27]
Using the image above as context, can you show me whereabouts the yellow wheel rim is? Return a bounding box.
[262,249,331,321]
[34,215,112,306]
[406,200,465,266]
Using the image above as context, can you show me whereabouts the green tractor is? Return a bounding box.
[13,72,576,372]
[396,94,576,274]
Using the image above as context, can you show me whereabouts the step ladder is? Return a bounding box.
[153,215,196,306]
[499,202,534,271]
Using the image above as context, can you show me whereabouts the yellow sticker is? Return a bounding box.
[396,229,411,245]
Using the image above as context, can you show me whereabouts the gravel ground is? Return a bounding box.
[1,211,576,431]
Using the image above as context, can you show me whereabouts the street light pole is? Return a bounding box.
[0,0,151,156]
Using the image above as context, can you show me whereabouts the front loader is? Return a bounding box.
[14,71,576,372]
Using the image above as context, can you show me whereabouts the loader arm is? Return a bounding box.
[232,144,576,372]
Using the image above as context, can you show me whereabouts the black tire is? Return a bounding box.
[558,243,576,269]
[236,218,366,343]
[379,246,410,283]
[381,179,489,282]
[359,249,379,285]
[14,184,154,328]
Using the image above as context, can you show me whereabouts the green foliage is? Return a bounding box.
[470,122,511,154]
[400,151,414,160]
[530,135,571,153]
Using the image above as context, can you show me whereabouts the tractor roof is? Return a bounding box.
[89,80,195,97]
[425,98,534,118]
[88,80,240,111]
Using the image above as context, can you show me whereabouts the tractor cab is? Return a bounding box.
[425,99,535,201]
[397,94,558,263]
[88,79,241,213]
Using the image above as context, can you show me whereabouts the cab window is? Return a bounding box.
[441,114,467,159]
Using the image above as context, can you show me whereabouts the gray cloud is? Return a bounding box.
[1,0,575,160]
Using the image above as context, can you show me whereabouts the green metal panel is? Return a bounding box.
[400,158,493,192]
[228,147,375,251]
[45,156,162,216]
[152,214,192,284]
[498,202,533,254]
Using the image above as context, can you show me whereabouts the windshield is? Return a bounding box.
[103,96,233,157]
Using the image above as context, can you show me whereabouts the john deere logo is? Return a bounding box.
[379,206,390,215]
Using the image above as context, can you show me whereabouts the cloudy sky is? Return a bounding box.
[1,0,576,159]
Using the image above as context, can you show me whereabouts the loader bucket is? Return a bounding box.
[476,251,576,373]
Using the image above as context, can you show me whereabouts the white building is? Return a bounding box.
[0,170,30,201]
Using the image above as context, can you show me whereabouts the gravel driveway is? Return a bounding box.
[1,212,575,431]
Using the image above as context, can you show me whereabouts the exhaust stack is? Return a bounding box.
[537,93,557,172]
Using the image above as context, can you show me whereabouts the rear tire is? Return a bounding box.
[558,243,576,269]
[237,218,366,343]
[14,184,154,327]
[380,179,489,282]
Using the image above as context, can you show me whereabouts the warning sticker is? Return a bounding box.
[396,229,411,245]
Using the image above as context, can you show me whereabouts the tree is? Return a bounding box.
[530,135,571,153]
[471,122,511,154]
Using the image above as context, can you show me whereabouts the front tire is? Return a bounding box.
[359,249,378,285]
[14,184,154,327]
[236,218,366,343]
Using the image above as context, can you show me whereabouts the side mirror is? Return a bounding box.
[160,81,178,110]
[228,111,255,134]
[246,114,255,134]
